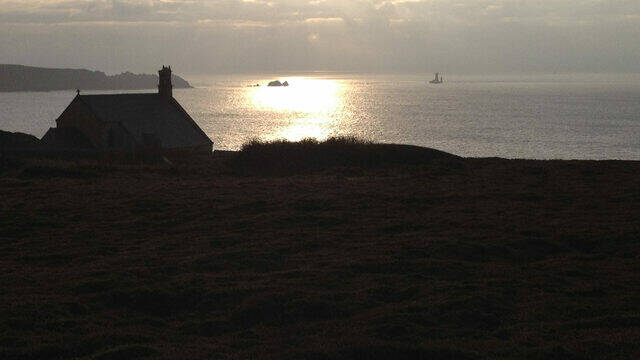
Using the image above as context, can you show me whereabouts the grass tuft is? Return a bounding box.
[232,136,462,175]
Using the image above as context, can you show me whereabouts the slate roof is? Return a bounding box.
[76,93,211,149]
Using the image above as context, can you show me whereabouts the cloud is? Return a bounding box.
[3,0,638,27]
[0,0,639,73]
[304,17,343,23]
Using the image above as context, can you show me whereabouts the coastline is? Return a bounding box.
[0,64,192,92]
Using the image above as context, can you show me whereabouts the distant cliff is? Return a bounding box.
[0,65,192,92]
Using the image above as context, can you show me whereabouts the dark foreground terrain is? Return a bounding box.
[1,141,639,359]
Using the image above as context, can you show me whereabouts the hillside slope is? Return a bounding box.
[0,147,639,359]
[0,64,191,92]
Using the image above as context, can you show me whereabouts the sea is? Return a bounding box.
[1,73,639,160]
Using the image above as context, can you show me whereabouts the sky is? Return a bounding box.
[1,0,639,74]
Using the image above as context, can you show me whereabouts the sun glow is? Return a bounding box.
[250,77,341,112]
[249,77,346,141]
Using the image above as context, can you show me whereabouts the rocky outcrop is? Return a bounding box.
[267,80,289,87]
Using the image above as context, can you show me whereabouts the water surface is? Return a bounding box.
[1,73,639,159]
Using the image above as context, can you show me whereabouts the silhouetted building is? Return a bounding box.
[42,66,212,154]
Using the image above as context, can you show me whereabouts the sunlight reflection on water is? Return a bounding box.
[248,77,346,142]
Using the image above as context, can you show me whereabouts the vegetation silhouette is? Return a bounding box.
[232,136,461,175]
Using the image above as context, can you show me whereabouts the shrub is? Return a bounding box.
[232,136,461,175]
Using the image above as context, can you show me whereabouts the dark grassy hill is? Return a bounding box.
[1,140,639,359]
[0,64,191,92]
[233,137,462,175]
[0,130,41,151]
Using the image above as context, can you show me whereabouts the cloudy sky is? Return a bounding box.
[1,0,639,74]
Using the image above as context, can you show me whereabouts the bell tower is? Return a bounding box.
[158,65,172,99]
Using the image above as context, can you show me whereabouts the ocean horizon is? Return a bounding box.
[2,72,639,160]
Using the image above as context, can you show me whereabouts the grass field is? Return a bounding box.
[1,139,639,359]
